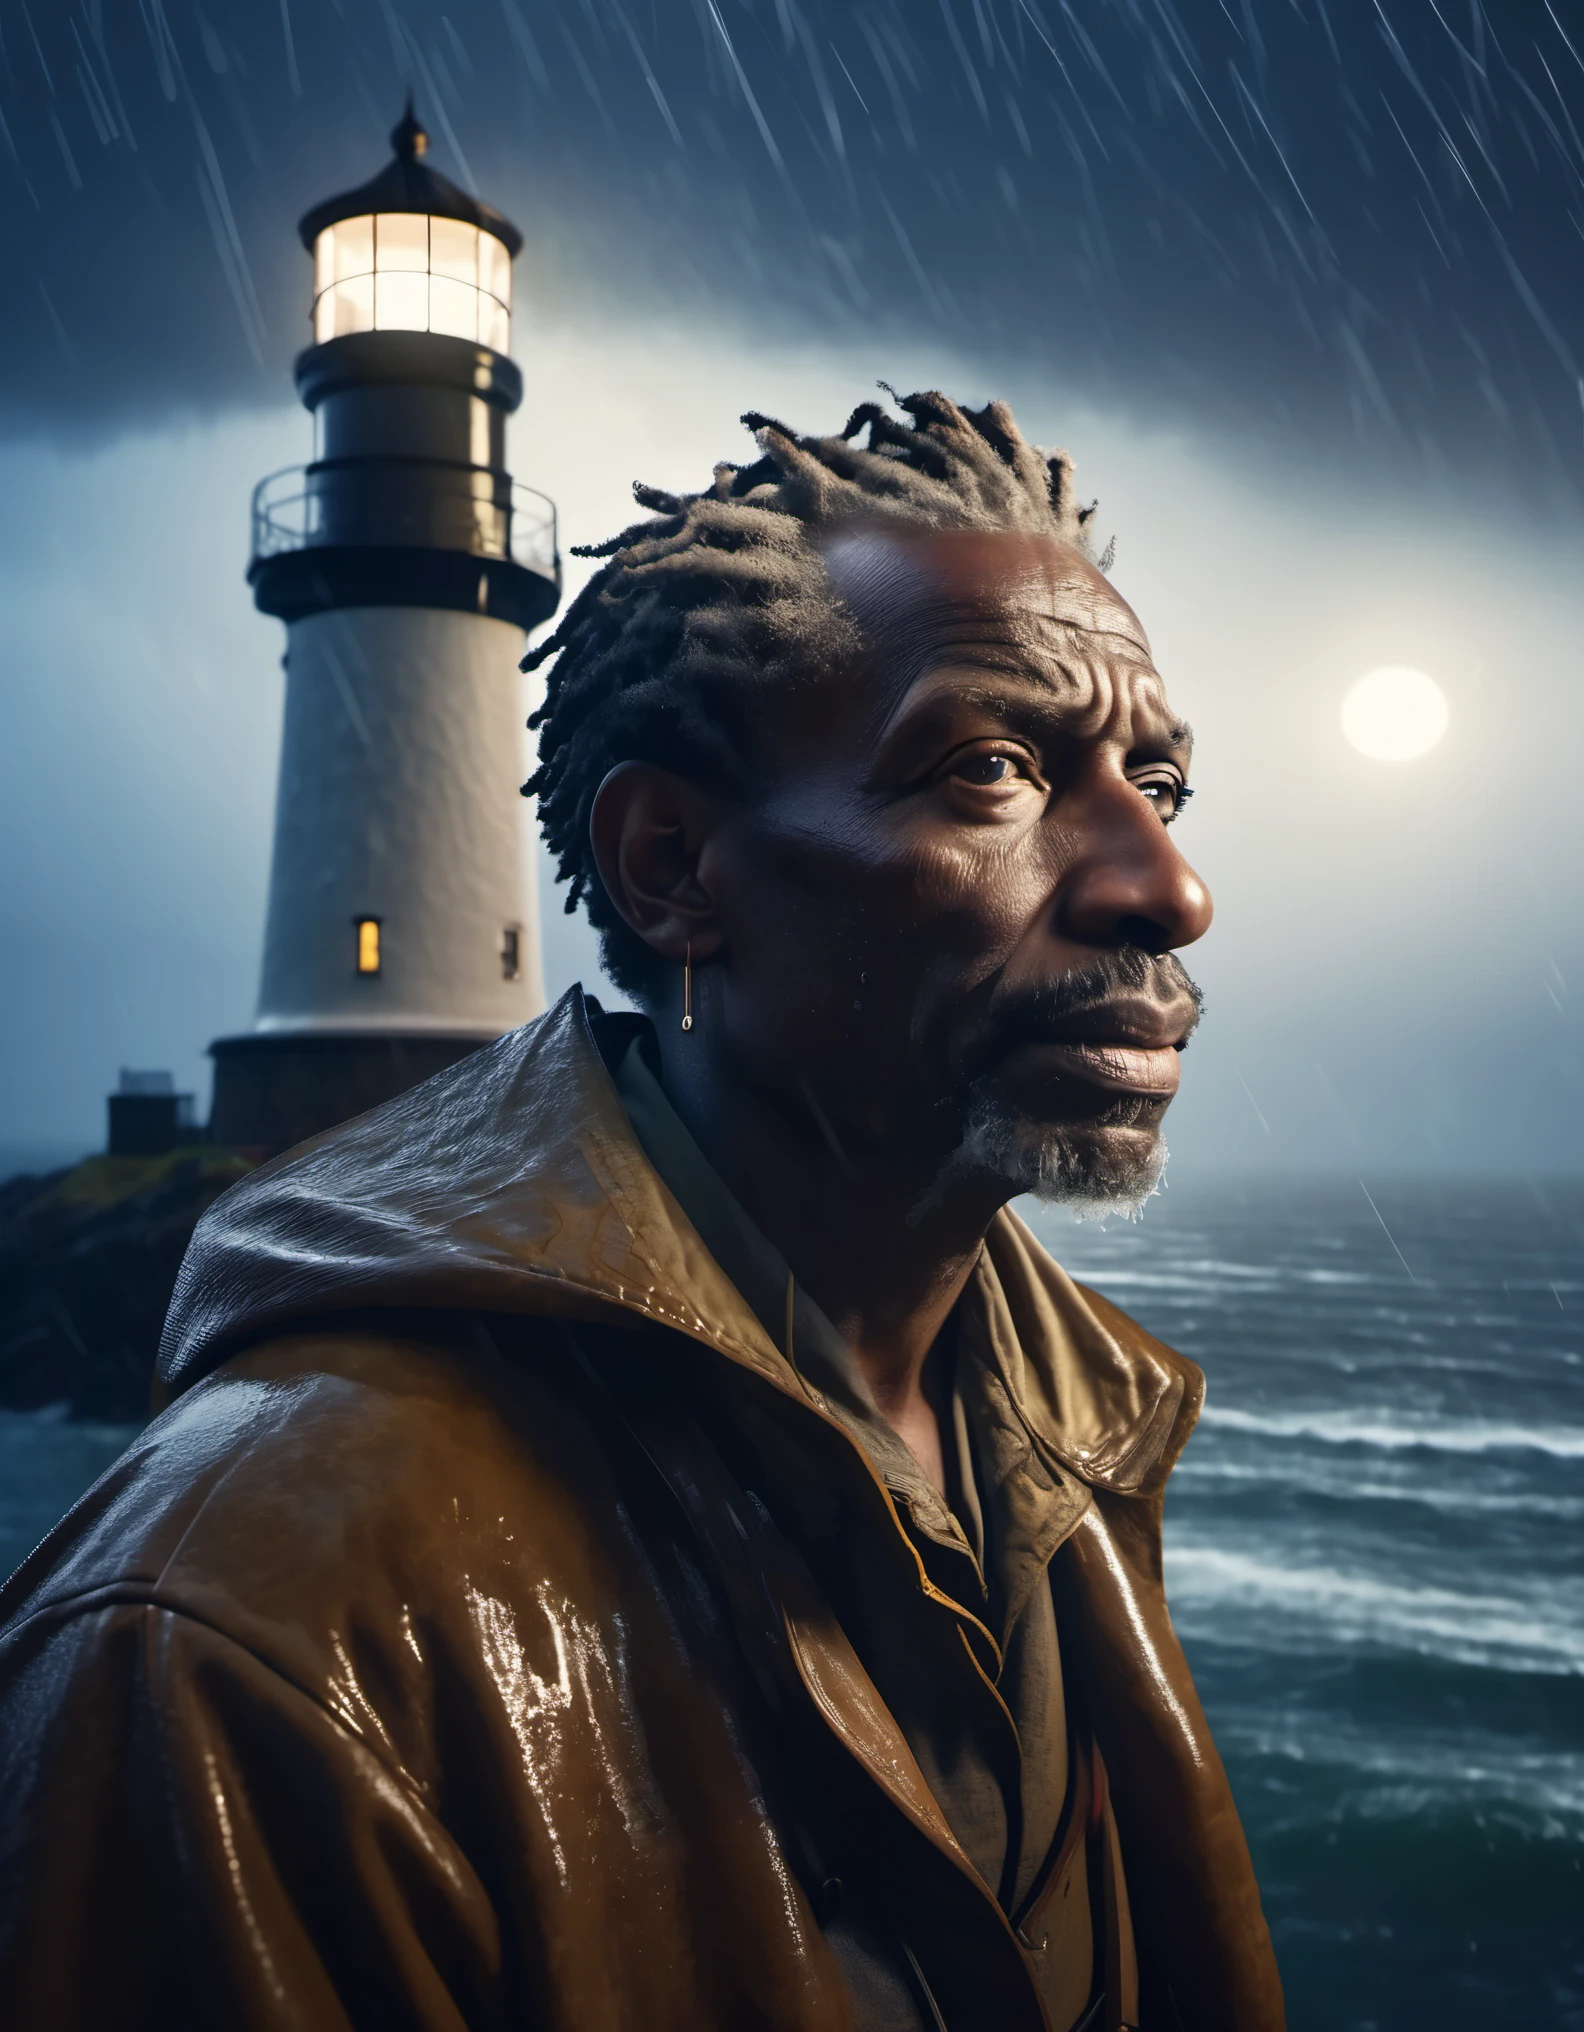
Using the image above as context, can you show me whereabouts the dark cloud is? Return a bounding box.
[2,1,1581,505]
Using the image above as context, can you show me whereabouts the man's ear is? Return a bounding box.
[588,762,727,965]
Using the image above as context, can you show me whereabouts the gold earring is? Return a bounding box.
[681,943,693,1032]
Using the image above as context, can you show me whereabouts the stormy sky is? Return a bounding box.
[1,0,1581,1179]
[8,0,1584,491]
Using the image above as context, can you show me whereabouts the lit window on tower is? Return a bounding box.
[313,214,512,352]
[355,917,383,976]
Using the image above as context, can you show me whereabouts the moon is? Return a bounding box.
[1341,665,1449,762]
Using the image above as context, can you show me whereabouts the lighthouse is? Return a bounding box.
[209,107,560,1151]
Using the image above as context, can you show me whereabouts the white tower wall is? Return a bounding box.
[256,604,543,1037]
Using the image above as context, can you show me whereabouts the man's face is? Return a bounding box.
[697,525,1213,1213]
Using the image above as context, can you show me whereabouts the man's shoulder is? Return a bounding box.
[0,1317,642,1676]
[983,1206,1205,1493]
[1067,1273,1198,1381]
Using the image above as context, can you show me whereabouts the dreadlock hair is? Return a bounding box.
[522,386,1101,998]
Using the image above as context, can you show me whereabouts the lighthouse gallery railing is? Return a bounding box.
[250,464,559,579]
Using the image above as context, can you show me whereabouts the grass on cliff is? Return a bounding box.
[40,1147,257,1214]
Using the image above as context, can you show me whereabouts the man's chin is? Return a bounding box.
[956,1098,1168,1219]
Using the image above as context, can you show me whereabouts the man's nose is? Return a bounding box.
[1054,779,1214,954]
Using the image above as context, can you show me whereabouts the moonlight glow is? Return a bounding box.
[1341,666,1449,762]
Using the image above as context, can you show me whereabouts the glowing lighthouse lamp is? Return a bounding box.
[210,106,560,1150]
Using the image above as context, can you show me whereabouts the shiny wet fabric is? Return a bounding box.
[0,988,1285,2031]
[609,1018,1068,1917]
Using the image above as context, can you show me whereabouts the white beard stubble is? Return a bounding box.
[952,1084,1169,1222]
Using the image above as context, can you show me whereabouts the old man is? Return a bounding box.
[0,391,1283,2031]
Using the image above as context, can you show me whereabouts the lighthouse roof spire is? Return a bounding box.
[391,92,427,163]
[297,99,523,257]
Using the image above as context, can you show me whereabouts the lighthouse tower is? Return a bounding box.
[210,107,560,1151]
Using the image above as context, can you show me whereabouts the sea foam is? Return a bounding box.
[1165,1544,1584,1673]
[1197,1403,1584,1460]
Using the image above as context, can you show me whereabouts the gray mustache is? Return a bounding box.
[959,949,1204,1081]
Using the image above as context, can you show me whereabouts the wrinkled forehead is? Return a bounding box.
[822,525,1154,681]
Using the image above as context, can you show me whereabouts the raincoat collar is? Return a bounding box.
[161,987,1199,1495]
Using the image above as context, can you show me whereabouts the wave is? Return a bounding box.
[1165,1545,1584,1673]
[1208,1711,1584,1823]
[1081,1260,1381,1290]
[1173,1454,1584,1518]
[1198,1403,1584,1460]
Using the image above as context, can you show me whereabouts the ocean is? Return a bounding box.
[1031,1175,1584,2030]
[2,1173,1579,2029]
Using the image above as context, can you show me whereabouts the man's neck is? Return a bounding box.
[648,1021,1001,1420]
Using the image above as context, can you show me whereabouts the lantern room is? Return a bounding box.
[246,100,556,639]
[310,212,513,352]
[296,101,524,358]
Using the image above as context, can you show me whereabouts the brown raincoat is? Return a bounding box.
[0,990,1284,2031]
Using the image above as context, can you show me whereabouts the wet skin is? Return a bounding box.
[590,527,1212,1491]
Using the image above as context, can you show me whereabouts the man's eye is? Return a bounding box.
[1133,774,1192,823]
[951,750,1027,786]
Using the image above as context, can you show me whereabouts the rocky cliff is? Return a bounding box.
[0,1150,257,1422]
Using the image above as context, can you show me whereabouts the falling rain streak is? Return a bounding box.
[0,0,1579,513]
